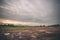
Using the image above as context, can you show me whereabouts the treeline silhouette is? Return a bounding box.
[47,24,60,27]
[0,23,24,27]
[0,23,60,27]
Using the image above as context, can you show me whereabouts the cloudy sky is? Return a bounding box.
[0,0,60,25]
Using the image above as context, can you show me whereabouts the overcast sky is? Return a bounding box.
[0,0,60,25]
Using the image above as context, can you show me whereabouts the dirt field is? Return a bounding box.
[0,27,60,40]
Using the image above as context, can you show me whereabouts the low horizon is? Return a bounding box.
[0,18,60,26]
[0,0,60,25]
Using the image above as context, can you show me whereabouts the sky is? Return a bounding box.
[0,0,60,25]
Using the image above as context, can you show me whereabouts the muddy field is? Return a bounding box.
[0,27,60,40]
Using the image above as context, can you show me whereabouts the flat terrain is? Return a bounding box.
[0,26,60,40]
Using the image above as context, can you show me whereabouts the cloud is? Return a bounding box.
[0,0,60,25]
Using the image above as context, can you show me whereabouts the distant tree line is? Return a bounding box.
[47,24,60,27]
[0,23,14,27]
[0,23,60,27]
[0,23,26,27]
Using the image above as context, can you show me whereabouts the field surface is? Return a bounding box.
[0,26,60,40]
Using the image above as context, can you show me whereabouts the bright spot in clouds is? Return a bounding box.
[0,0,60,25]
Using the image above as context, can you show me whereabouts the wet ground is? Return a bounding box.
[0,27,60,40]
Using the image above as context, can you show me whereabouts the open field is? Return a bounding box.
[0,26,60,40]
[0,25,47,30]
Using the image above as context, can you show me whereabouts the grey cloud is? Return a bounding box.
[0,0,60,25]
